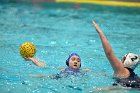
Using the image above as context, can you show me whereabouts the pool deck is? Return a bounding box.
[55,0,140,7]
[27,0,140,7]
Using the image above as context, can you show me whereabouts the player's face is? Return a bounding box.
[69,56,81,69]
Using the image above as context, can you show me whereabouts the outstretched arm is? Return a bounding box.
[92,20,125,74]
[24,57,65,70]
[24,57,47,67]
[80,69,93,73]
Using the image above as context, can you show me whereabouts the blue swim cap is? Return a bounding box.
[66,53,81,67]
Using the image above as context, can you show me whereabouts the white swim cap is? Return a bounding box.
[122,53,140,70]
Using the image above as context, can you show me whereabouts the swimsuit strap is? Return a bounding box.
[125,67,136,77]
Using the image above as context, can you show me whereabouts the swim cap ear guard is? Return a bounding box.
[66,53,81,67]
[66,60,69,66]
[122,53,140,70]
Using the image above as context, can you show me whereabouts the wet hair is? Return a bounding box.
[66,53,81,67]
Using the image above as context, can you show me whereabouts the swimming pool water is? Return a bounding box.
[0,2,140,93]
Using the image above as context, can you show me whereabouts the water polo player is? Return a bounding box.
[23,52,91,78]
[92,20,140,89]
[55,53,82,79]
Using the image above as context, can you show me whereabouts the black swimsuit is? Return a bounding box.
[113,68,140,89]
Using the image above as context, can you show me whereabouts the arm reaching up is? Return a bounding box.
[92,20,129,77]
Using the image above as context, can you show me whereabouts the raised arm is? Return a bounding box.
[92,20,126,74]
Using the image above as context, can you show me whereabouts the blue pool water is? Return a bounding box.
[0,2,140,93]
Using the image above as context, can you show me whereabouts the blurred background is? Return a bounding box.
[1,0,140,3]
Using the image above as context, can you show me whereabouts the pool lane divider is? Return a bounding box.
[55,0,140,7]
